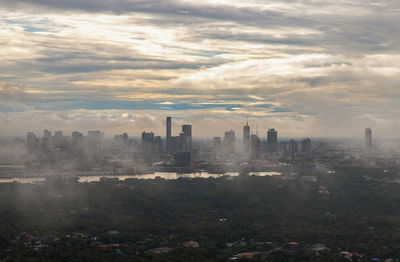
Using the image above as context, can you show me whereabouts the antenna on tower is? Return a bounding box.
[246,115,249,126]
[256,124,258,137]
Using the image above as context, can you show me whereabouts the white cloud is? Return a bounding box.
[0,1,399,137]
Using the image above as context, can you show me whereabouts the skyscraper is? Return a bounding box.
[250,134,260,160]
[154,136,162,152]
[42,129,52,151]
[181,125,192,152]
[122,133,128,142]
[166,116,171,153]
[88,130,102,155]
[71,131,83,145]
[171,136,182,153]
[288,139,298,158]
[71,131,84,156]
[224,130,236,153]
[142,131,155,152]
[27,132,39,153]
[267,128,278,153]
[243,120,250,151]
[365,127,372,150]
[301,138,312,157]
[43,129,51,138]
[267,128,278,145]
[213,137,222,149]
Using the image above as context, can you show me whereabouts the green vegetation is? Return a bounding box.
[1,168,400,261]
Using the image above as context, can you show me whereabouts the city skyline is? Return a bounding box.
[23,117,279,140]
[11,116,389,153]
[1,1,400,137]
[12,120,376,140]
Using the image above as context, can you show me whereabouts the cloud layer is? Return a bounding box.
[0,0,399,137]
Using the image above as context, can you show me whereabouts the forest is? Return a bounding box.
[1,167,400,261]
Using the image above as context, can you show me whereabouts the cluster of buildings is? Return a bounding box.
[140,117,192,167]
[211,120,312,161]
[137,117,314,167]
[27,129,104,157]
[22,115,380,175]
[24,116,316,172]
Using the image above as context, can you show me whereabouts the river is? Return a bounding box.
[0,172,282,184]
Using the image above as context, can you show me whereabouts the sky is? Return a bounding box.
[0,0,400,138]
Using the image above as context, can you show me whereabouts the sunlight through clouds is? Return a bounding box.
[0,0,399,137]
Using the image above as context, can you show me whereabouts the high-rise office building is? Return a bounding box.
[71,131,84,155]
[267,129,278,145]
[88,130,102,155]
[288,139,298,158]
[250,134,260,160]
[154,136,163,152]
[42,129,52,150]
[279,141,289,155]
[243,119,250,151]
[166,117,171,153]
[27,132,39,153]
[224,130,236,153]
[174,152,191,167]
[365,127,372,150]
[43,129,51,138]
[71,131,83,143]
[213,137,222,148]
[267,128,278,153]
[171,136,182,153]
[142,131,155,152]
[181,125,192,152]
[122,133,128,142]
[301,138,312,157]
[213,136,222,159]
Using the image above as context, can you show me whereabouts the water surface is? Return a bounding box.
[0,172,282,184]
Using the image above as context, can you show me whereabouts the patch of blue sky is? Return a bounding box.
[0,105,14,113]
[32,100,246,111]
[23,25,50,32]
[5,18,51,26]
[4,19,20,24]
[0,103,29,113]
[186,50,230,58]
[271,107,291,113]
[3,19,59,33]
[253,104,272,108]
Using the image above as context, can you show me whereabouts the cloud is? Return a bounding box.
[0,1,399,137]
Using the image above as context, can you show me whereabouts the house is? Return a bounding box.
[238,252,256,259]
[288,241,300,247]
[340,251,365,261]
[150,247,173,254]
[229,252,269,260]
[98,244,112,251]
[229,252,255,260]
[310,243,329,252]
[183,241,199,248]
